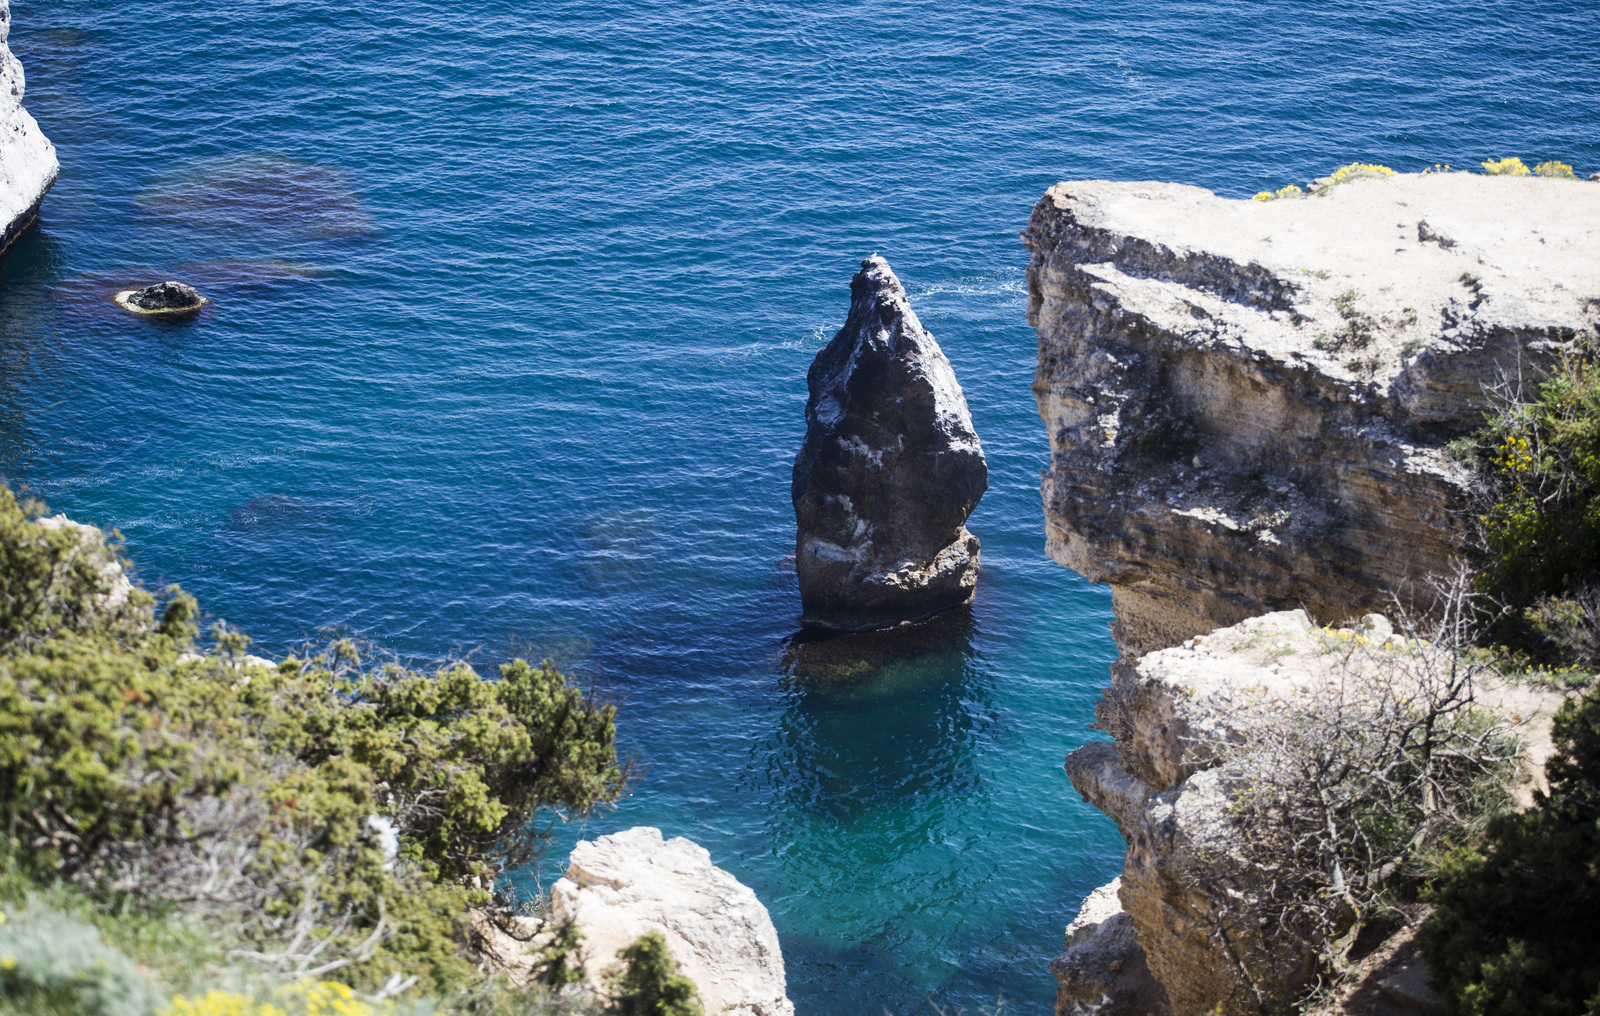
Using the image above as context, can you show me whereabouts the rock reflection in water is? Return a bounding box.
[139,154,377,240]
[770,607,988,823]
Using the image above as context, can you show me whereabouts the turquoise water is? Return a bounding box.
[1,2,1596,1012]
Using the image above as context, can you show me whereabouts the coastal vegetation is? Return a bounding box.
[1459,345,1600,674]
[0,486,651,1014]
[1252,157,1581,201]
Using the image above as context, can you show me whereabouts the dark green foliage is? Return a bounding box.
[535,920,586,988]
[1420,686,1600,1015]
[0,486,626,996]
[609,932,701,1016]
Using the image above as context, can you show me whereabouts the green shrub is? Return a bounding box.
[1534,160,1577,179]
[0,486,626,998]
[608,932,701,1016]
[0,899,164,1016]
[1470,351,1600,666]
[1420,685,1600,1015]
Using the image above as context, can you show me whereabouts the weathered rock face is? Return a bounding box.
[1050,876,1171,1016]
[548,827,793,1016]
[34,513,136,617]
[793,256,987,631]
[1059,611,1563,1016]
[0,0,58,257]
[1023,173,1600,657]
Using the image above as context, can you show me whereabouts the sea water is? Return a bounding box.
[1,2,1596,1012]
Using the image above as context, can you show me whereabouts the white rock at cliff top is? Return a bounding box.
[1024,173,1600,656]
[550,827,793,1016]
[0,0,58,256]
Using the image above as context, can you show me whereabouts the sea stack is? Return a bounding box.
[0,0,59,257]
[791,256,987,632]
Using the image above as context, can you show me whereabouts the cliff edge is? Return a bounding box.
[0,0,57,257]
[1025,172,1598,1015]
[1024,172,1600,657]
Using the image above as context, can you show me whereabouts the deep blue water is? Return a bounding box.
[1,2,1596,1012]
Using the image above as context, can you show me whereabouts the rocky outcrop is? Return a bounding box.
[792,256,987,631]
[1023,173,1600,657]
[0,0,58,257]
[1058,611,1564,1016]
[1050,877,1170,1016]
[114,281,209,317]
[35,513,136,616]
[545,827,793,1016]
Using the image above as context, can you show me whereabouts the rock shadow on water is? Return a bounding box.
[138,154,378,242]
[571,508,662,594]
[225,493,373,546]
[768,607,991,822]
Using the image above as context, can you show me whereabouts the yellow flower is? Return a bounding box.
[1481,156,1530,176]
[1,956,15,971]
[1324,162,1396,188]
[1534,160,1575,179]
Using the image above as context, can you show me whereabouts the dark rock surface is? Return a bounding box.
[791,256,987,632]
[115,281,208,315]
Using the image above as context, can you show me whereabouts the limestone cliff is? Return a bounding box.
[1058,611,1562,1016]
[1026,172,1597,1015]
[0,0,57,257]
[1023,173,1600,657]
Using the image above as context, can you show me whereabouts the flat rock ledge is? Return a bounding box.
[1024,173,1600,657]
[0,0,58,257]
[1060,610,1563,1016]
[792,256,987,631]
[476,827,793,1016]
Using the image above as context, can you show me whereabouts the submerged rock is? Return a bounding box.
[0,0,60,257]
[114,281,209,317]
[548,827,793,1016]
[792,256,987,631]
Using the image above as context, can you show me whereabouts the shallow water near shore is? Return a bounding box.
[2,2,1597,1012]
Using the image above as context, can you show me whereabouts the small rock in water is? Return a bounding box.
[114,280,208,316]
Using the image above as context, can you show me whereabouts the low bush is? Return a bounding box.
[1481,157,1530,177]
[0,899,164,1016]
[608,932,701,1016]
[1419,683,1600,1015]
[1188,577,1522,1012]
[1469,349,1600,669]
[0,486,626,1004]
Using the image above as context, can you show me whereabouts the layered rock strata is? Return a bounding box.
[1024,173,1600,656]
[474,827,794,1016]
[0,0,57,257]
[1058,611,1563,1016]
[792,255,988,631]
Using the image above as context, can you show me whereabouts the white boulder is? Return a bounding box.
[550,827,793,1016]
